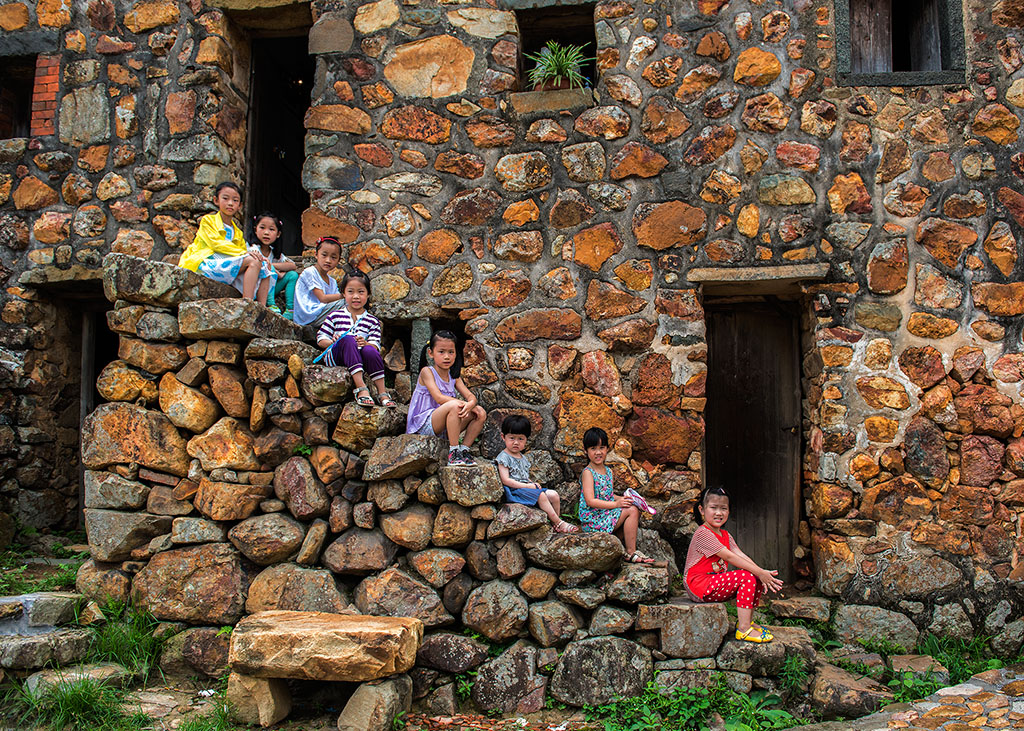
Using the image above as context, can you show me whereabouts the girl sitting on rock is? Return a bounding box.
[249,211,298,318]
[406,330,486,467]
[315,270,395,408]
[293,236,346,328]
[178,182,272,301]
[578,427,654,564]
[684,486,783,643]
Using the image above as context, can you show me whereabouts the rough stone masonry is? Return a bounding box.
[1,0,1024,697]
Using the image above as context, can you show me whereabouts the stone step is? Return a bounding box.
[362,435,446,481]
[103,253,239,307]
[228,610,422,682]
[179,298,303,341]
[0,592,85,636]
[0,629,91,670]
[24,662,133,697]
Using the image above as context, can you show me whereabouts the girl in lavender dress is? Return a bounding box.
[406,331,487,466]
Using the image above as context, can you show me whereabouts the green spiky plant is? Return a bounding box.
[525,41,593,91]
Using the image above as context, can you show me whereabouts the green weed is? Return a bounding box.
[915,633,1003,684]
[886,670,942,704]
[5,677,149,731]
[778,655,809,695]
[856,637,907,658]
[833,658,881,679]
[87,606,164,676]
[455,670,476,702]
[292,443,313,456]
[392,710,407,730]
[0,551,82,595]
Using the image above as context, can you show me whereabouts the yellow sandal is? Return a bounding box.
[735,625,773,643]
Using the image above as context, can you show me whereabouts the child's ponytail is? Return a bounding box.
[693,485,730,525]
[420,330,462,377]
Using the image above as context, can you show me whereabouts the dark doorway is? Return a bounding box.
[247,36,314,256]
[704,300,801,584]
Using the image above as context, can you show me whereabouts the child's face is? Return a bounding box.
[428,338,457,371]
[700,494,730,530]
[586,442,608,465]
[344,280,369,312]
[215,188,240,218]
[315,243,341,273]
[255,217,280,247]
[503,432,528,455]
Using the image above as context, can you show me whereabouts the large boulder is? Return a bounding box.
[527,600,580,647]
[486,503,548,539]
[83,471,150,510]
[811,662,894,719]
[246,563,350,614]
[379,504,435,551]
[228,514,306,565]
[178,298,303,340]
[606,564,669,603]
[440,463,504,506]
[102,253,238,306]
[354,567,452,626]
[408,549,466,588]
[194,479,272,521]
[132,543,252,625]
[82,403,189,476]
[416,632,489,673]
[228,610,422,682]
[337,675,412,731]
[549,637,652,707]
[227,672,291,727]
[525,532,624,571]
[471,641,547,714]
[635,601,730,658]
[362,435,446,480]
[273,457,330,520]
[716,626,816,676]
[322,528,398,574]
[84,509,172,562]
[833,605,919,650]
[462,580,529,642]
[187,418,260,471]
[332,402,406,453]
[158,372,220,433]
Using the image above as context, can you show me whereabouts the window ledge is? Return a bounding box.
[837,69,967,87]
[509,88,595,116]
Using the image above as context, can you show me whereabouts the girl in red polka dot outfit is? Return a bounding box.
[683,486,783,642]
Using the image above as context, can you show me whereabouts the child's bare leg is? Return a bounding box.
[431,401,462,448]
[240,259,259,299]
[256,276,271,306]
[371,375,387,397]
[546,489,561,516]
[616,506,640,555]
[537,490,560,525]
[350,370,367,391]
[737,606,753,633]
[460,405,486,448]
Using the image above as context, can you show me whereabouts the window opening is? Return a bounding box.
[839,0,964,85]
[0,55,35,139]
[247,36,314,257]
[515,3,597,90]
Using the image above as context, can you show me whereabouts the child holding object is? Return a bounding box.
[315,270,395,408]
[293,236,346,328]
[406,330,486,467]
[249,211,298,318]
[496,415,579,533]
[684,486,783,643]
[178,182,272,301]
[578,427,654,564]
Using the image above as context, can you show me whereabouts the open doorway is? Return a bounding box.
[247,36,314,257]
[704,299,802,584]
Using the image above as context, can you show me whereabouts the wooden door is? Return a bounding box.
[705,301,801,584]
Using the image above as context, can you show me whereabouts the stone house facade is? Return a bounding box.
[1,0,1024,648]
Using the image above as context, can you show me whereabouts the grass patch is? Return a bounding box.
[584,676,806,731]
[87,603,165,677]
[0,551,82,595]
[178,701,233,731]
[4,677,149,731]
[916,634,1003,684]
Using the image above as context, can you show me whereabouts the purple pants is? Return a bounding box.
[330,336,384,380]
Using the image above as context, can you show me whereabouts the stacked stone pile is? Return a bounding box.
[0,592,92,673]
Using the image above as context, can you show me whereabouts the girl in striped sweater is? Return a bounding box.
[315,270,396,408]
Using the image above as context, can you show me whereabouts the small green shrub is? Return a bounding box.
[524,41,594,91]
[915,633,1003,684]
[6,677,149,731]
[454,670,476,702]
[778,655,809,695]
[886,670,941,704]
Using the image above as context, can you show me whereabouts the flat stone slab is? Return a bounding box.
[362,435,446,481]
[103,253,239,307]
[0,629,91,670]
[228,610,423,682]
[179,299,303,341]
[25,662,133,697]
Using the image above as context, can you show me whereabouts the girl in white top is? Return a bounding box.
[293,237,347,328]
[248,211,298,318]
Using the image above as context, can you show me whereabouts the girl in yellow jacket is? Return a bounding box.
[178,182,271,302]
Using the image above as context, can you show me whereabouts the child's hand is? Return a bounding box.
[759,569,783,593]
[614,494,632,508]
[457,400,471,418]
[355,336,367,347]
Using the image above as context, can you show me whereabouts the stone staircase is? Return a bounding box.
[0,592,91,677]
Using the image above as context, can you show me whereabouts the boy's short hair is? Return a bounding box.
[583,427,608,450]
[501,414,531,438]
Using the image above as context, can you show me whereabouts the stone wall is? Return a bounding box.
[1,0,1024,659]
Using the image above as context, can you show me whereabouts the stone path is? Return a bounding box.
[800,666,1024,731]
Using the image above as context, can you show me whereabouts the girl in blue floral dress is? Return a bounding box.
[578,427,654,563]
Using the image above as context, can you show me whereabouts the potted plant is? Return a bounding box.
[524,41,593,92]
